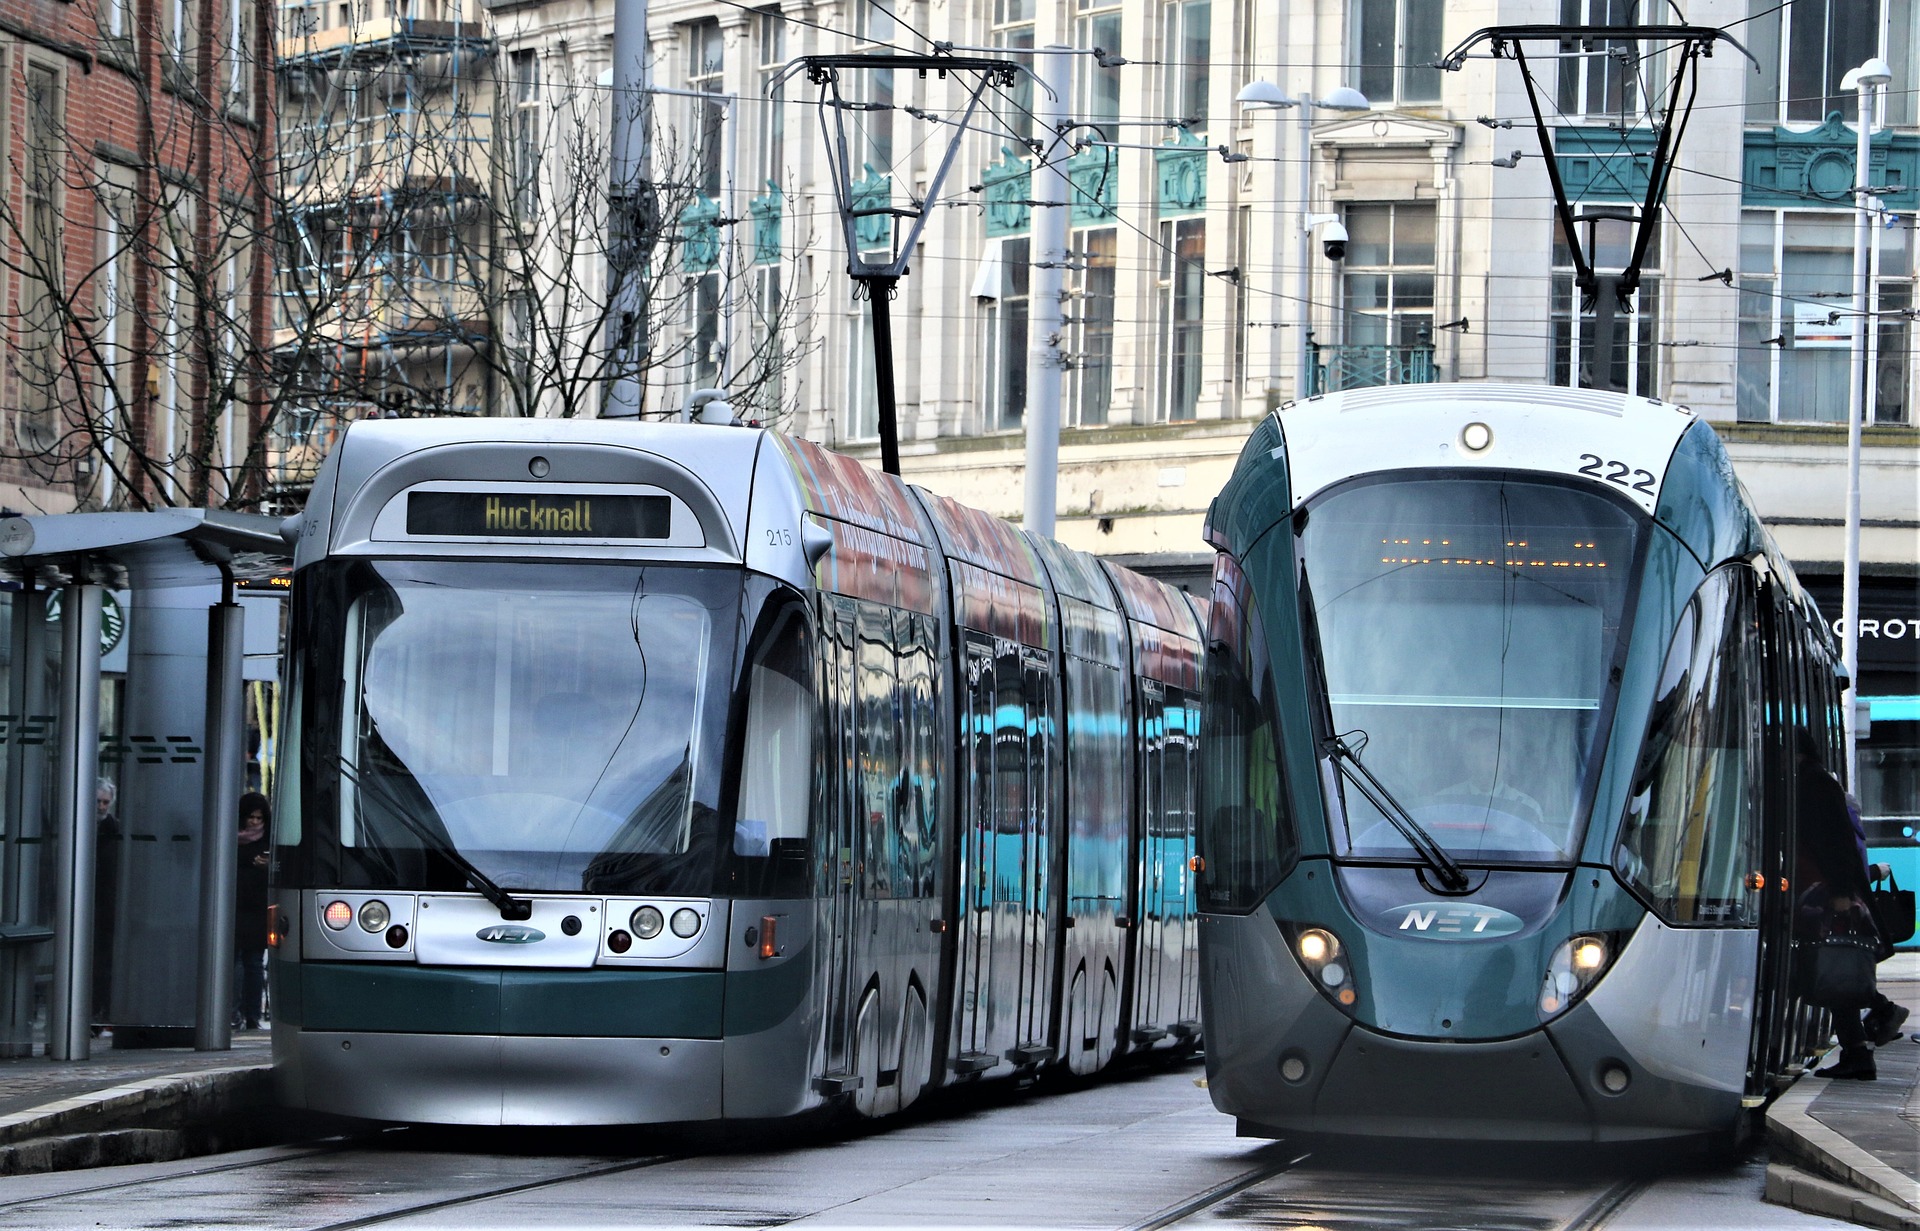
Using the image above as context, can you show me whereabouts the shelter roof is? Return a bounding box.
[0,510,290,590]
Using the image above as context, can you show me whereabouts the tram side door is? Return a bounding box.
[954,635,1000,1072]
[818,597,861,1086]
[1133,679,1170,1039]
[1163,685,1201,1033]
[1014,647,1054,1060]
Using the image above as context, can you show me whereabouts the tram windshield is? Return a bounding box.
[308,559,739,896]
[1300,474,1643,865]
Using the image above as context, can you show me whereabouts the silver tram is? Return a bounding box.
[270,419,1204,1124]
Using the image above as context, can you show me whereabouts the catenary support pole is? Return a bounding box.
[195,598,245,1050]
[48,582,103,1061]
[1842,59,1891,790]
[605,0,651,418]
[866,276,902,476]
[1024,45,1071,538]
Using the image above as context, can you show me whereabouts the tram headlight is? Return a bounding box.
[670,908,701,939]
[1288,925,1359,1009]
[1539,933,1613,1018]
[358,900,390,933]
[1298,929,1338,964]
[631,906,664,940]
[322,900,353,930]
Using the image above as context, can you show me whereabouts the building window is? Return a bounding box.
[982,237,1031,430]
[1229,204,1250,415]
[1074,0,1121,133]
[756,9,786,192]
[1157,217,1205,421]
[95,162,138,501]
[1736,210,1912,425]
[1556,0,1641,119]
[1341,202,1435,349]
[745,264,785,423]
[1549,215,1659,396]
[1162,0,1210,132]
[1069,227,1116,426]
[687,21,725,200]
[849,296,878,441]
[1353,0,1441,105]
[20,62,63,447]
[1744,0,1920,126]
[993,0,1035,150]
[686,271,722,397]
[855,1,896,169]
[511,50,541,218]
[163,0,195,83]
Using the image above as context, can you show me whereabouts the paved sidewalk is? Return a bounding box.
[0,1028,274,1173]
[1766,954,1920,1230]
[0,1031,271,1121]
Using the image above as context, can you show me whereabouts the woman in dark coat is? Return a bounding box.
[234,792,271,1030]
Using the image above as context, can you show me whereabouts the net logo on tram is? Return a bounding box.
[1390,903,1523,938]
[475,925,546,945]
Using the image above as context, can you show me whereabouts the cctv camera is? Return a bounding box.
[1322,220,1349,261]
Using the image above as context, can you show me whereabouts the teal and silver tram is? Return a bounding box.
[270,419,1204,1125]
[1196,384,1842,1144]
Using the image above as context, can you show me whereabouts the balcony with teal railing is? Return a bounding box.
[1305,330,1437,397]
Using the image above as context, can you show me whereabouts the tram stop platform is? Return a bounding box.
[1767,952,1920,1230]
[0,1030,272,1173]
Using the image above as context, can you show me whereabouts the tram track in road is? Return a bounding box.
[296,1151,682,1231]
[1131,1149,1654,1231]
[1121,1144,1312,1231]
[0,1140,359,1214]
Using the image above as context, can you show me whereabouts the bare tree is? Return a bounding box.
[0,0,818,516]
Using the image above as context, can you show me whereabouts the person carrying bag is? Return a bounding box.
[1793,731,1908,1080]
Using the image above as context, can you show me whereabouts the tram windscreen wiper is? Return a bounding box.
[336,754,533,919]
[1324,735,1471,892]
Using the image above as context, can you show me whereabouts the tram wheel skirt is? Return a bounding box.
[280,1030,724,1125]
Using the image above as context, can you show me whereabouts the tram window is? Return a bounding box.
[733,604,813,896]
[1299,476,1641,864]
[1196,579,1297,913]
[857,602,903,898]
[899,613,939,898]
[1615,568,1761,925]
[322,560,737,897]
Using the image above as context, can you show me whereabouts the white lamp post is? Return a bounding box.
[1840,56,1891,791]
[1236,80,1370,401]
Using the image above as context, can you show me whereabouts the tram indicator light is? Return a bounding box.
[406,492,671,539]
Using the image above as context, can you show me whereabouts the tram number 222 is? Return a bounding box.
[1576,454,1656,495]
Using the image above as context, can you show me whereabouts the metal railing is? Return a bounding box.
[1305,331,1438,397]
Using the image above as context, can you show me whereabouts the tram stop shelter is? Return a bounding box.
[0,510,289,1062]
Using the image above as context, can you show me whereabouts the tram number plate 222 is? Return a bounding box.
[1576,454,1656,495]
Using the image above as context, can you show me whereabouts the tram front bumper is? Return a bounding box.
[1226,1005,1740,1144]
[278,1028,724,1125]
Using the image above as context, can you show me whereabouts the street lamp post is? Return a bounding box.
[1840,56,1891,791]
[1235,80,1370,402]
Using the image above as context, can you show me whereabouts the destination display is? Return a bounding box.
[406,491,670,539]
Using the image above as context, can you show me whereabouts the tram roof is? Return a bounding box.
[1275,383,1698,515]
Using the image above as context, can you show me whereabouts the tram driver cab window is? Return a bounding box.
[732,605,813,896]
[1614,567,1761,926]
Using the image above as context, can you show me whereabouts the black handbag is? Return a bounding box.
[1799,931,1879,1010]
[1869,866,1916,950]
